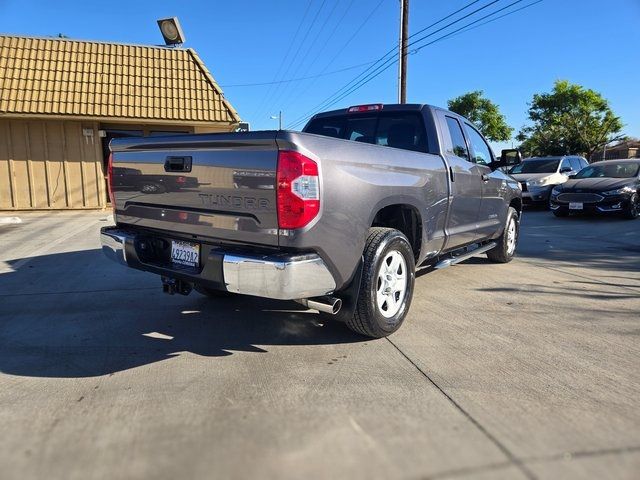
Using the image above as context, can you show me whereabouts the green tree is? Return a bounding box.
[447,90,513,142]
[517,80,624,158]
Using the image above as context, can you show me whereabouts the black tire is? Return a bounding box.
[553,208,569,218]
[486,207,519,263]
[194,285,234,298]
[623,193,639,220]
[346,228,415,338]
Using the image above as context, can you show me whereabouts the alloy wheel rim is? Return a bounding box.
[506,217,517,255]
[376,250,407,318]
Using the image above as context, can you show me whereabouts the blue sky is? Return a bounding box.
[2,0,639,151]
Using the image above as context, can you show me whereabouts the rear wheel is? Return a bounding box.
[486,207,519,263]
[346,227,415,338]
[623,193,639,219]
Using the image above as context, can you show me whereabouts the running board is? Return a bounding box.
[434,242,497,270]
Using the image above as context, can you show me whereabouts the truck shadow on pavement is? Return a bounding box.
[0,249,365,379]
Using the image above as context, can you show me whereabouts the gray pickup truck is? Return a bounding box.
[101,103,522,338]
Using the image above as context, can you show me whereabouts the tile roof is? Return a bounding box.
[0,35,240,124]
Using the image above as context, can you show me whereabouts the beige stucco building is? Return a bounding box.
[0,34,241,210]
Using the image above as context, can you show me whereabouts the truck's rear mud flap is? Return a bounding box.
[332,257,364,323]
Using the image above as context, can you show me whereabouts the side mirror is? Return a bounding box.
[501,149,523,166]
[491,148,522,171]
[560,166,572,174]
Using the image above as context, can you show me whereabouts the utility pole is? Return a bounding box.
[398,0,409,103]
[270,111,283,130]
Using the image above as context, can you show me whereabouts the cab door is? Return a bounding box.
[438,113,484,250]
[463,123,508,238]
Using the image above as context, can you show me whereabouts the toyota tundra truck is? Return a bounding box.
[101,103,522,338]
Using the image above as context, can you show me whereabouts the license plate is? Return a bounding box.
[569,202,583,210]
[171,240,200,267]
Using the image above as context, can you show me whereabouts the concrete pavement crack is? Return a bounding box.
[420,444,640,479]
[386,337,538,480]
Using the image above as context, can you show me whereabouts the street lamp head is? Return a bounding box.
[157,17,186,46]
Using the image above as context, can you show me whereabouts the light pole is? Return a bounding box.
[270,111,283,130]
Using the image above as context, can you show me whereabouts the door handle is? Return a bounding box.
[481,173,490,182]
[449,166,455,182]
[164,156,192,172]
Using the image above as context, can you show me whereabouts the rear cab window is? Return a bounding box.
[304,111,427,153]
[444,116,469,160]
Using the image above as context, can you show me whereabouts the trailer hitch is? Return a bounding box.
[161,276,193,296]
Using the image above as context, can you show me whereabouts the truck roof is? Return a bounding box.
[310,103,441,120]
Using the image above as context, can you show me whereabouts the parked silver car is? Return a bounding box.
[508,156,589,206]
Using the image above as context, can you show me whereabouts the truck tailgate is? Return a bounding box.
[110,131,279,246]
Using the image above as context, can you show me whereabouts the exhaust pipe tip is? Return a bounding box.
[296,296,342,315]
[329,298,342,315]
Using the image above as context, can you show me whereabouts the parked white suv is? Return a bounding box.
[508,156,589,206]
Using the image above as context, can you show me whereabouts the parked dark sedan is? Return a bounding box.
[549,159,640,219]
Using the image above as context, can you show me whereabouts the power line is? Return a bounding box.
[411,0,527,53]
[220,61,376,88]
[288,0,543,129]
[247,0,315,120]
[253,0,329,121]
[287,0,499,128]
[272,0,356,113]
[437,0,544,42]
[263,0,345,118]
[274,0,386,119]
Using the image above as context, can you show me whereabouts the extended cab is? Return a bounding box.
[101,104,522,338]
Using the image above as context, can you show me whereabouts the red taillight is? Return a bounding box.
[276,150,320,229]
[107,153,115,208]
[347,103,383,113]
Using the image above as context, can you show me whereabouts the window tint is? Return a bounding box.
[569,158,582,172]
[509,159,560,174]
[560,158,572,171]
[465,124,492,165]
[305,117,346,138]
[304,112,426,152]
[375,114,426,152]
[575,163,639,179]
[345,117,377,143]
[444,116,469,160]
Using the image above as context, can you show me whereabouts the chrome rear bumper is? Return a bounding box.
[100,226,336,300]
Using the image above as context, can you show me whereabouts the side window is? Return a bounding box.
[464,124,492,166]
[560,158,572,171]
[444,116,469,160]
[569,158,582,172]
[375,114,426,152]
[580,158,589,169]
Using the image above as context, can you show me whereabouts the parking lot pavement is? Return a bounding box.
[0,209,638,480]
